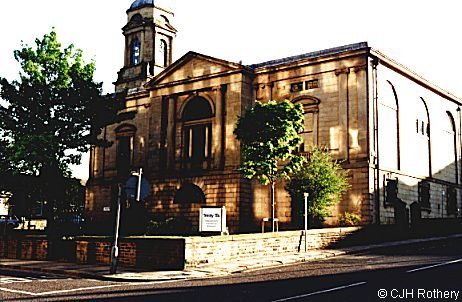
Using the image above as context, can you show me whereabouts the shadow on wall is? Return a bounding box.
[287,157,461,231]
[143,182,204,235]
[326,221,462,250]
[377,158,461,228]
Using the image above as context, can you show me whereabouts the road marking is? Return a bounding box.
[271,281,367,302]
[0,277,33,284]
[0,287,40,296]
[407,258,462,273]
[0,276,71,284]
[0,284,128,296]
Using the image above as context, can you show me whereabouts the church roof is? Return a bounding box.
[129,0,154,10]
[248,42,369,69]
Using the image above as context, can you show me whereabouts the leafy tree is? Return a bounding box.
[286,146,350,226]
[234,100,305,231]
[0,30,132,223]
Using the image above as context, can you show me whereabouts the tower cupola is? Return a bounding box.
[114,0,176,92]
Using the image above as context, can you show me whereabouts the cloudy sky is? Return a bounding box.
[1,0,461,180]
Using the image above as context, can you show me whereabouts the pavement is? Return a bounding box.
[1,233,462,283]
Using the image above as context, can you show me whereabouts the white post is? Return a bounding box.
[110,184,123,274]
[271,182,275,232]
[304,192,309,252]
[136,168,143,202]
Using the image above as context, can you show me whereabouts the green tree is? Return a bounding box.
[285,146,350,226]
[234,100,305,231]
[0,30,132,224]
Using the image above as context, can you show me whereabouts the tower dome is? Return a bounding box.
[129,0,154,10]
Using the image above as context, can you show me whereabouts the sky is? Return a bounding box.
[1,0,461,181]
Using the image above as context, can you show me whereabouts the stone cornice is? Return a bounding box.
[370,49,462,105]
[253,48,369,75]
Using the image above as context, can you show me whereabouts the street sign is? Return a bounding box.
[125,171,150,201]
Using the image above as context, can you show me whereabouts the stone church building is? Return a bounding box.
[85,0,462,233]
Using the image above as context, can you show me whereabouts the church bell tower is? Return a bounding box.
[115,0,176,92]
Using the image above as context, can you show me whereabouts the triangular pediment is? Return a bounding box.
[147,51,246,88]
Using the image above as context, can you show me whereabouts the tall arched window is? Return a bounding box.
[131,38,141,65]
[115,124,136,177]
[443,112,458,183]
[378,81,400,170]
[293,97,319,153]
[157,39,168,67]
[182,97,214,170]
[416,98,431,177]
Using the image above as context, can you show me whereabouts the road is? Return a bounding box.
[0,237,461,301]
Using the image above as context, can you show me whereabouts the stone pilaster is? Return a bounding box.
[166,96,176,169]
[213,86,225,169]
[352,65,368,157]
[336,68,350,161]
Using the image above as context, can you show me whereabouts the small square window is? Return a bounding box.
[290,82,303,93]
[305,80,319,90]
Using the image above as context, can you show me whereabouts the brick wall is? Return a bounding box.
[1,227,359,270]
[34,239,48,260]
[20,240,33,259]
[0,236,49,261]
[95,241,112,265]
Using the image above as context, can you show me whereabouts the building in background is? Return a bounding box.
[85,0,462,234]
[0,193,11,216]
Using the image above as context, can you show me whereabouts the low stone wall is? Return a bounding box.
[184,227,360,267]
[0,227,360,270]
[75,237,185,270]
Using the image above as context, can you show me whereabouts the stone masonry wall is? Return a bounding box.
[1,227,359,270]
[184,227,359,267]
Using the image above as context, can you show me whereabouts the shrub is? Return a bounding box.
[286,147,350,224]
[338,212,362,226]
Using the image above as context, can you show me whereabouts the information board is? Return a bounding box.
[199,207,226,233]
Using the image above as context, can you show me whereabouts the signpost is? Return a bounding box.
[199,207,227,234]
[110,168,150,274]
[110,184,122,274]
[125,168,150,202]
[303,192,309,252]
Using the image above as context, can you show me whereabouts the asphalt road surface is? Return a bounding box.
[0,237,461,301]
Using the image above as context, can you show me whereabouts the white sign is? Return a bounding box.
[103,207,111,212]
[199,207,226,233]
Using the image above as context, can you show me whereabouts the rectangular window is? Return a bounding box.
[305,80,319,90]
[447,186,457,215]
[385,178,398,206]
[184,123,212,170]
[116,136,134,177]
[300,112,314,152]
[418,181,431,210]
[416,119,429,137]
[290,82,303,93]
